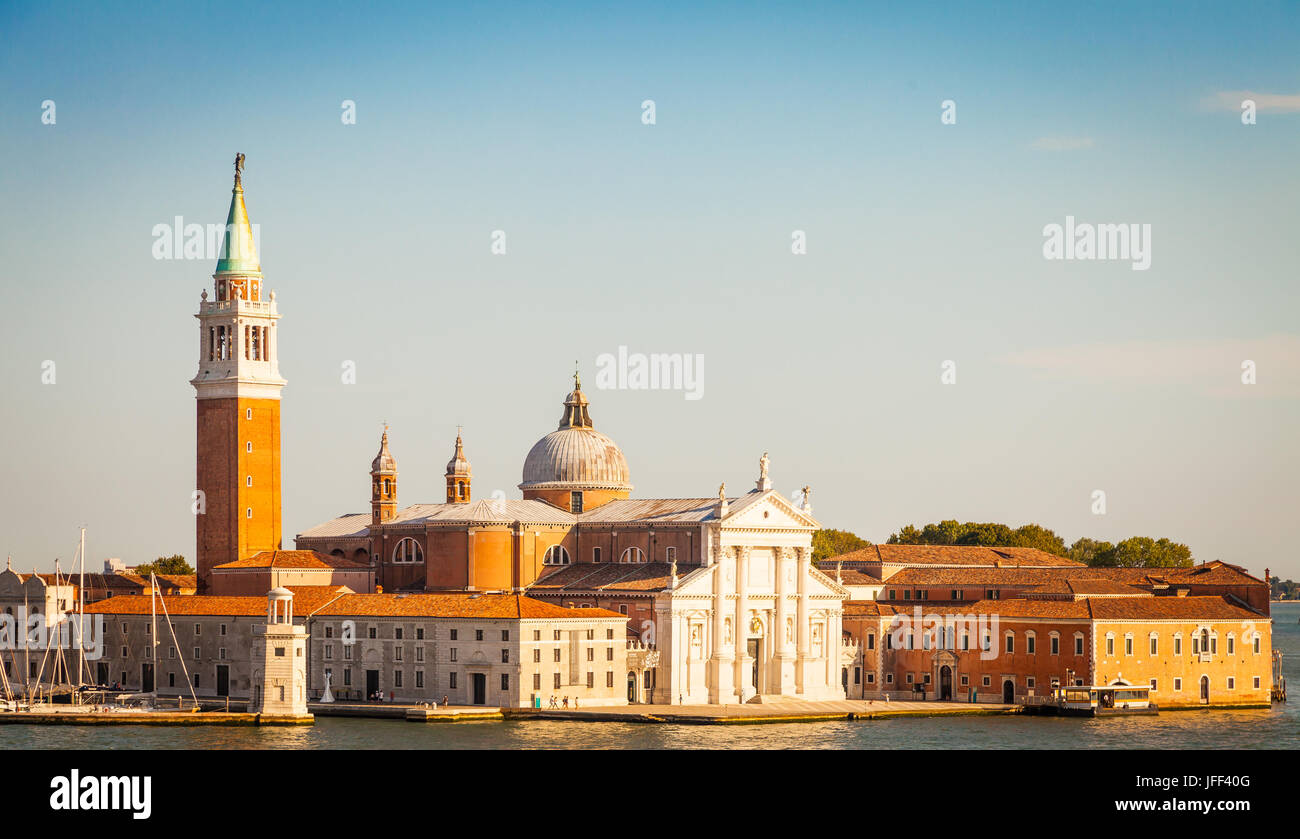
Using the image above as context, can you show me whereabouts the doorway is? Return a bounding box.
[746,638,761,693]
[471,673,487,705]
[96,662,108,686]
[1002,679,1014,704]
[216,665,230,697]
[627,671,637,703]
[365,669,379,699]
[940,666,953,701]
[141,663,154,693]
[1200,675,1210,704]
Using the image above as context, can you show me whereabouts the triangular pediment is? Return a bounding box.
[721,490,819,530]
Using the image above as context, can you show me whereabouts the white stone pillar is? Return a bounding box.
[709,550,734,703]
[796,546,810,694]
[733,546,750,701]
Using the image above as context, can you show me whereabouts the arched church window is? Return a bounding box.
[392,538,424,564]
[620,547,645,564]
[543,545,571,566]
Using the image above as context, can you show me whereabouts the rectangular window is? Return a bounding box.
[1174,636,1181,655]
[344,646,352,660]
[554,673,561,690]
[194,623,201,635]
[533,673,542,690]
[450,629,458,641]
[606,648,614,661]
[395,627,403,640]
[193,674,200,688]
[1254,636,1261,654]
[587,630,594,640]
[416,628,424,640]
[619,604,628,615]
[416,671,424,688]
[168,672,175,687]
[475,629,484,641]
[449,673,457,689]
[1050,636,1059,655]
[450,648,457,662]
[1254,677,1261,689]
[1150,636,1158,656]
[533,649,541,663]
[415,646,424,662]
[1227,636,1235,655]
[1106,637,1115,656]
[194,647,201,660]
[325,626,333,639]
[1005,635,1014,654]
[1227,677,1235,690]
[395,646,402,662]
[593,547,602,563]
[219,647,226,660]
[501,649,510,663]
[867,674,875,684]
[168,647,176,659]
[368,626,377,639]
[394,670,403,688]
[586,672,594,689]
[607,671,614,688]
[1027,636,1036,654]
[607,629,614,640]
[1174,678,1182,691]
[1075,636,1084,656]
[1125,637,1133,656]
[982,676,991,687]
[344,669,352,686]
[1150,679,1158,691]
[866,633,875,650]
[273,647,284,657]
[1026,677,1035,688]
[586,648,594,662]
[553,649,561,662]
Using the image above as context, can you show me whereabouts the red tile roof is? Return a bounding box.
[309,593,625,620]
[213,550,370,570]
[830,545,1085,568]
[1086,595,1260,621]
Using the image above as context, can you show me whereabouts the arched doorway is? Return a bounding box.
[1002,679,1015,704]
[940,666,953,701]
[1200,675,1210,704]
[842,668,849,693]
[627,672,637,703]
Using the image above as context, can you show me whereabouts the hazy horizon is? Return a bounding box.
[2,2,1297,579]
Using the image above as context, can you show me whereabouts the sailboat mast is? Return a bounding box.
[78,527,85,691]
[150,572,158,702]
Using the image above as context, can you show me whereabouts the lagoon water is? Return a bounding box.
[6,602,1298,750]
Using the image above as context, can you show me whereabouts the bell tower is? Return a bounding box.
[445,427,471,503]
[191,154,286,593]
[371,426,397,524]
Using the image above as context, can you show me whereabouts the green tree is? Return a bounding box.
[1068,538,1116,567]
[135,554,194,576]
[887,521,1068,556]
[811,529,871,562]
[1109,537,1192,568]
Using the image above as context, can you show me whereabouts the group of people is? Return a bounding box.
[545,695,578,709]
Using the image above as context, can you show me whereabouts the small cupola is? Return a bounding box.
[445,427,472,504]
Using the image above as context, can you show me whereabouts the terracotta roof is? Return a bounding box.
[1086,596,1260,621]
[528,562,687,593]
[843,601,901,618]
[295,513,371,540]
[84,589,345,617]
[310,593,624,620]
[951,599,1093,620]
[831,545,1085,568]
[213,550,370,570]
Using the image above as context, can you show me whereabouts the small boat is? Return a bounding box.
[1021,681,1157,717]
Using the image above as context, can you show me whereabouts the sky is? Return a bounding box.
[1,1,1297,579]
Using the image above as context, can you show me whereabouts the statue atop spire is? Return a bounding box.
[755,451,771,492]
[573,360,581,391]
[234,152,245,187]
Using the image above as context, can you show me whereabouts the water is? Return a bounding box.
[6,603,1298,750]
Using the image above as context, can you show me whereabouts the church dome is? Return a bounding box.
[519,374,632,492]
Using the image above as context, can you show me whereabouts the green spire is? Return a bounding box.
[216,153,261,274]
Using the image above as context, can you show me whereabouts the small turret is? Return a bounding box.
[445,427,471,503]
[371,426,397,525]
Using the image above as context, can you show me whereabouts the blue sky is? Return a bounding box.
[2,1,1298,577]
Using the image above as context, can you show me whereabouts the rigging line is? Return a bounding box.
[153,574,200,708]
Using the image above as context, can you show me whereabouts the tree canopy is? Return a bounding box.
[811,529,871,562]
[134,554,194,576]
[883,521,1194,568]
